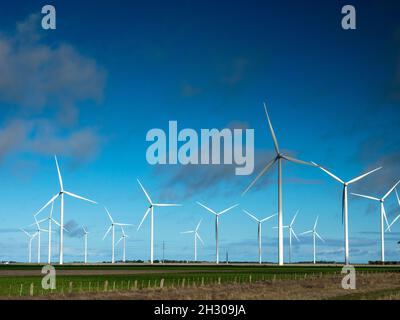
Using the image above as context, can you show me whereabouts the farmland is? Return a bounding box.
[0,263,399,299]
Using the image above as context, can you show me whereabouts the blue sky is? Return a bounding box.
[0,0,400,263]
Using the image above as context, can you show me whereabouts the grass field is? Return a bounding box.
[0,263,399,299]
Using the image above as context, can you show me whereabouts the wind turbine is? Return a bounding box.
[137,179,181,264]
[278,210,300,264]
[243,209,277,264]
[196,202,239,264]
[34,156,97,264]
[20,229,38,263]
[181,219,205,262]
[103,207,132,264]
[242,103,316,266]
[116,226,129,263]
[34,202,65,264]
[30,216,49,263]
[300,216,324,264]
[351,179,400,263]
[386,189,400,231]
[312,162,381,265]
[82,226,89,264]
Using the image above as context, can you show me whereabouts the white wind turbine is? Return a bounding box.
[137,179,181,264]
[197,202,239,264]
[312,162,381,265]
[181,219,205,262]
[82,226,89,264]
[31,216,49,263]
[242,103,316,266]
[20,229,38,263]
[351,179,400,263]
[276,210,300,264]
[34,202,66,264]
[34,156,97,264]
[116,226,129,263]
[300,216,324,264]
[103,207,132,264]
[243,209,277,264]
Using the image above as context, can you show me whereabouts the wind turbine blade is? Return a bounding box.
[137,179,153,205]
[137,208,150,231]
[82,226,87,234]
[350,193,380,201]
[314,216,319,230]
[196,202,217,215]
[290,210,299,226]
[153,203,182,207]
[282,155,314,167]
[219,204,239,216]
[291,229,300,241]
[243,209,260,222]
[396,189,400,206]
[386,214,400,232]
[114,223,133,226]
[382,205,390,232]
[263,102,280,154]
[64,191,97,204]
[102,226,112,240]
[316,232,325,242]
[195,219,202,232]
[196,233,205,245]
[260,213,277,223]
[104,207,114,223]
[347,167,382,184]
[49,201,54,219]
[35,194,59,216]
[36,218,48,225]
[54,155,64,191]
[181,230,194,234]
[312,162,344,184]
[299,230,313,236]
[242,157,277,196]
[383,179,400,201]
[20,228,30,237]
[116,237,123,246]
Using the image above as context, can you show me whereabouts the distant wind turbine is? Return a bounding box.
[20,229,38,263]
[103,207,132,264]
[276,210,300,264]
[137,179,181,264]
[34,156,97,264]
[243,209,276,264]
[82,226,89,264]
[242,103,316,266]
[116,226,129,263]
[300,216,324,264]
[30,216,49,263]
[312,162,381,265]
[197,202,239,264]
[181,219,205,262]
[352,179,400,262]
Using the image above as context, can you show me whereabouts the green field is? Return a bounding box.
[0,264,399,298]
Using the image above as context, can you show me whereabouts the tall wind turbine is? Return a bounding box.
[181,219,205,262]
[137,179,181,264]
[34,156,97,264]
[300,216,324,264]
[116,226,129,263]
[280,210,300,264]
[242,103,315,266]
[351,179,400,262]
[103,207,132,264]
[243,209,276,264]
[34,202,65,264]
[82,226,89,264]
[197,202,239,264]
[31,216,49,263]
[312,162,382,265]
[20,229,38,263]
